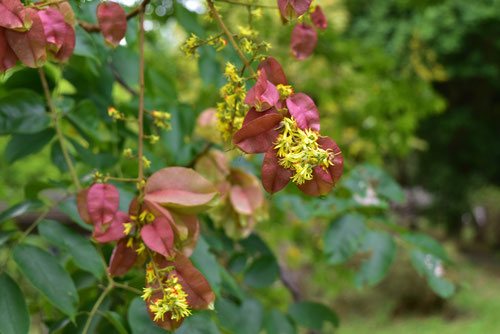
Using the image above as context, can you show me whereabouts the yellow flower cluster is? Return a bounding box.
[276,84,294,99]
[150,110,171,129]
[274,118,332,185]
[107,107,125,121]
[180,34,201,57]
[216,63,248,141]
[143,271,192,322]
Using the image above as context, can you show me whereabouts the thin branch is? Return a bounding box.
[81,283,114,334]
[215,0,277,9]
[206,0,257,76]
[137,4,146,182]
[110,64,139,97]
[279,265,301,302]
[79,0,151,33]
[38,68,81,190]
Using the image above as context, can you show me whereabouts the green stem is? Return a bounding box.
[81,283,114,334]
[137,5,146,182]
[206,0,257,76]
[215,0,277,9]
[38,68,81,191]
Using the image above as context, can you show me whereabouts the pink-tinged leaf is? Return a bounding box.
[5,8,46,68]
[317,136,343,184]
[244,70,279,111]
[229,169,264,215]
[298,165,334,196]
[108,238,138,276]
[155,253,215,309]
[141,216,174,257]
[54,23,75,62]
[258,57,288,86]
[144,167,218,213]
[0,0,24,30]
[0,28,18,73]
[311,5,327,30]
[286,93,320,131]
[195,108,220,143]
[233,113,283,153]
[86,183,120,226]
[38,8,66,52]
[291,23,318,60]
[278,0,312,21]
[94,211,128,243]
[261,148,292,194]
[96,1,127,47]
[76,189,91,224]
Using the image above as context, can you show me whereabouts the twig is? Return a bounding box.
[110,64,139,97]
[81,283,114,334]
[215,0,277,9]
[279,265,301,302]
[206,0,257,76]
[38,68,81,191]
[137,3,146,182]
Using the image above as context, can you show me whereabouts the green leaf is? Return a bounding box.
[403,232,449,262]
[355,231,396,287]
[324,213,367,264]
[5,128,54,163]
[344,164,405,204]
[127,298,165,334]
[0,200,44,224]
[13,244,79,320]
[0,89,50,135]
[0,273,30,334]
[244,254,280,288]
[66,100,115,144]
[190,237,221,295]
[57,196,92,231]
[175,2,204,36]
[38,219,105,278]
[101,311,128,334]
[288,301,339,330]
[410,250,455,298]
[216,298,263,334]
[264,309,296,334]
[176,311,220,334]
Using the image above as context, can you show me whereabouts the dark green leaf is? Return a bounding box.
[57,196,92,231]
[0,200,44,224]
[264,309,296,334]
[355,231,396,287]
[0,273,30,334]
[324,213,367,264]
[288,301,339,330]
[175,2,204,36]
[50,141,72,173]
[13,244,79,320]
[244,255,279,288]
[176,311,220,334]
[127,298,165,334]
[5,128,54,163]
[410,250,455,298]
[216,298,263,334]
[4,68,56,94]
[191,237,221,295]
[101,311,128,334]
[38,219,104,278]
[403,233,449,262]
[0,89,50,135]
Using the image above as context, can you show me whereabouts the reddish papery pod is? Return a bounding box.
[76,188,91,224]
[258,57,288,86]
[297,137,343,196]
[96,1,127,47]
[229,169,264,215]
[50,1,76,26]
[232,110,283,153]
[38,8,66,53]
[194,149,230,184]
[155,253,215,309]
[53,22,75,62]
[108,238,138,276]
[278,0,312,21]
[291,23,318,60]
[86,183,120,227]
[311,5,327,30]
[261,148,293,194]
[0,0,25,30]
[286,93,320,131]
[94,211,128,243]
[244,70,280,111]
[144,167,218,214]
[5,8,46,68]
[141,216,175,257]
[0,28,18,73]
[195,108,220,143]
[170,213,200,257]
